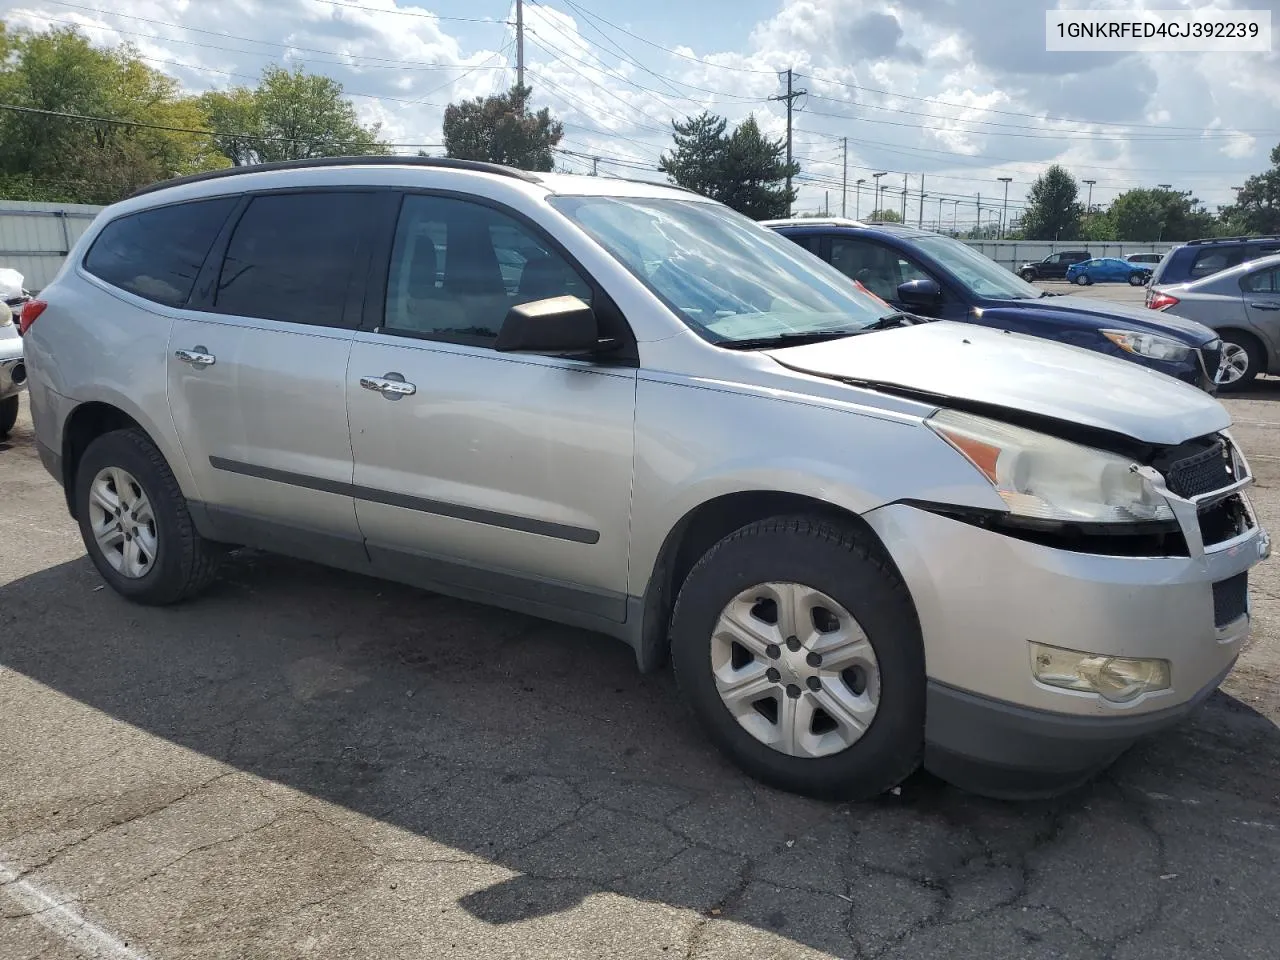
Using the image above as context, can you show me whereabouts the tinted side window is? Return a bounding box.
[829,238,930,301]
[83,197,236,307]
[1191,248,1245,279]
[214,192,371,327]
[1243,268,1280,293]
[384,194,591,343]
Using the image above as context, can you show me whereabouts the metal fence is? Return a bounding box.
[962,240,1179,273]
[0,200,104,291]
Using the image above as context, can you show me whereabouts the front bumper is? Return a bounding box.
[865,478,1268,795]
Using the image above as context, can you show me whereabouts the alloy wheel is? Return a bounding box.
[1215,343,1251,386]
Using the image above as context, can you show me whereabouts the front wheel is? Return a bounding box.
[1074,273,1092,286]
[1019,269,1036,282]
[74,428,223,604]
[670,516,925,800]
[0,394,17,438]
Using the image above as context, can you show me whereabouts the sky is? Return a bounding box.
[1,0,1277,229]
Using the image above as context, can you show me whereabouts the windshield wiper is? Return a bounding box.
[719,329,864,350]
[858,311,931,330]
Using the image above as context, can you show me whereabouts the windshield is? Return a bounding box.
[912,233,1042,300]
[549,195,894,343]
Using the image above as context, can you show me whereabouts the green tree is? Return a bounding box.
[716,116,798,220]
[1081,210,1117,241]
[202,65,390,166]
[867,208,902,222]
[1020,164,1083,240]
[1218,143,1280,235]
[659,112,728,198]
[1108,189,1166,241]
[0,26,227,203]
[442,84,562,171]
[660,112,796,219]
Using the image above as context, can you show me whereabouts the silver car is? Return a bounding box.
[21,158,1270,800]
[0,301,26,438]
[1149,252,1280,390]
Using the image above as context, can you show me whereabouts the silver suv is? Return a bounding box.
[22,158,1270,800]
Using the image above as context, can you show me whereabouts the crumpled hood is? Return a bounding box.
[766,321,1229,446]
[983,294,1216,342]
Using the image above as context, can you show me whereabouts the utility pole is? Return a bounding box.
[841,137,848,218]
[516,0,524,88]
[951,200,959,235]
[855,178,865,219]
[1082,178,1096,214]
[900,173,907,221]
[918,175,925,228]
[768,69,806,217]
[591,156,599,176]
[936,195,943,232]
[997,176,1012,239]
[872,172,886,216]
[976,193,981,237]
[824,191,830,216]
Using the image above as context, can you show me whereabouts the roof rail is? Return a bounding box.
[129,155,542,199]
[1185,234,1280,245]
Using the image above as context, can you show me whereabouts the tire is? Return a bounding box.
[0,394,17,438]
[74,428,222,604]
[1128,273,1145,287]
[1074,273,1092,286]
[1215,332,1265,393]
[670,515,925,801]
[1019,269,1036,282]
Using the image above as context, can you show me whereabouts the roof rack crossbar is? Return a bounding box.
[129,156,542,199]
[1186,234,1280,245]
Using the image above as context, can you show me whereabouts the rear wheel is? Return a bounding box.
[1214,332,1265,392]
[74,428,223,604]
[670,516,925,800]
[0,395,17,438]
[1128,272,1146,287]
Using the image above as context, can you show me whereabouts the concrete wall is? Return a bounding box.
[0,200,104,291]
[963,240,1179,273]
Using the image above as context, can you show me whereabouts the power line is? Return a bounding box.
[305,0,507,24]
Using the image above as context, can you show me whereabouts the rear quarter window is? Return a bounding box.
[82,197,238,307]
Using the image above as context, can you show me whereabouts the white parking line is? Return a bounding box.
[0,863,150,960]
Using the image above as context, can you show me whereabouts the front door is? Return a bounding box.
[825,236,967,321]
[346,193,637,622]
[168,190,394,561]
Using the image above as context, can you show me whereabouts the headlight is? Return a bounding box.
[1101,329,1191,362]
[928,409,1173,523]
[1030,642,1170,703]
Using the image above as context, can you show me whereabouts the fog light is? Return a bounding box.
[1030,643,1170,703]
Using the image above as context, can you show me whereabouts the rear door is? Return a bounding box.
[345,192,637,620]
[167,189,396,562]
[1242,265,1280,359]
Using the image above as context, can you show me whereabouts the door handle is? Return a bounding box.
[359,373,417,399]
[175,346,215,368]
[1249,302,1280,311]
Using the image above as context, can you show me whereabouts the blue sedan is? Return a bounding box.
[1066,257,1152,286]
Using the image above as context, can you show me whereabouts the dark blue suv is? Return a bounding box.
[766,219,1223,391]
[1148,235,1280,290]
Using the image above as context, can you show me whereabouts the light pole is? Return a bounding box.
[997,176,1012,239]
[1082,179,1096,214]
[919,193,927,229]
[872,172,886,216]
[1158,183,1172,191]
[855,178,866,219]
[936,195,943,232]
[951,199,959,235]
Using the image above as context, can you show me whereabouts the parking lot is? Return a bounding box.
[3,365,1279,959]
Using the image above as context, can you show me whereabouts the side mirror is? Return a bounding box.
[495,296,602,356]
[896,278,942,310]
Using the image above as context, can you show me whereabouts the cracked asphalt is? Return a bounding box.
[2,378,1279,960]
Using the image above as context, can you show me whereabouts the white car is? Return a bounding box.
[0,299,25,438]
